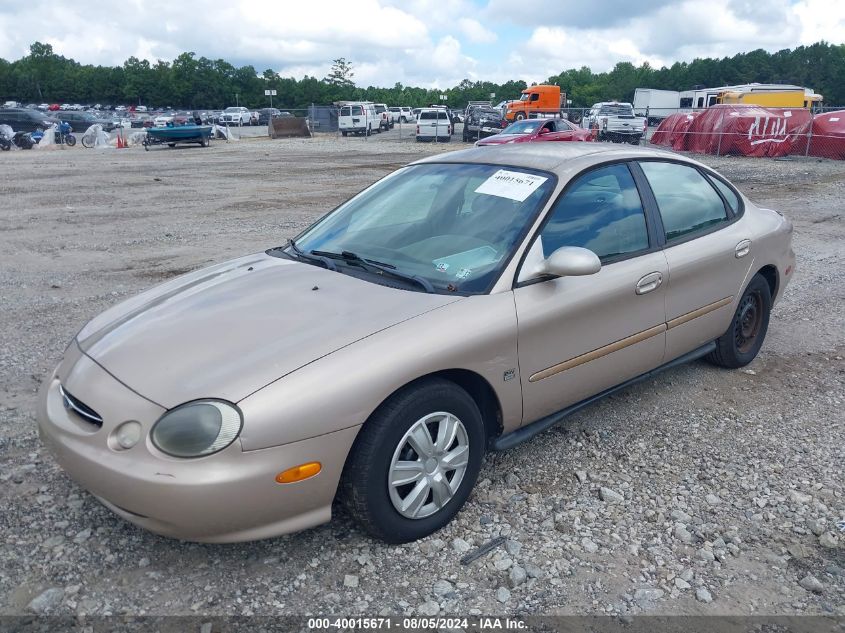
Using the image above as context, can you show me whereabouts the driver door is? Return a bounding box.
[514,162,668,423]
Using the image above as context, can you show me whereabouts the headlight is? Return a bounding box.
[151,400,242,458]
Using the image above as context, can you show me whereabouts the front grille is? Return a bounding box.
[59,385,103,428]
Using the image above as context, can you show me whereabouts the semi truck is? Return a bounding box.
[504,85,568,122]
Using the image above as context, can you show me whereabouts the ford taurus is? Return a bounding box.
[38,144,795,543]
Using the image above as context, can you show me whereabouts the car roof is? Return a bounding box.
[410,143,694,177]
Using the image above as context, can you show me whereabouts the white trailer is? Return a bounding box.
[632,89,681,123]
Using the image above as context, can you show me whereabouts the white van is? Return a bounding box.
[415,108,452,142]
[339,103,379,136]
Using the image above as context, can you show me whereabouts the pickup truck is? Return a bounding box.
[587,102,647,144]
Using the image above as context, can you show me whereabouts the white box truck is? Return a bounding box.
[632,89,681,124]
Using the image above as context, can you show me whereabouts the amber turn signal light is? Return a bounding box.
[275,462,321,484]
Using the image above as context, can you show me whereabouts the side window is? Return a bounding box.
[538,163,649,261]
[640,162,728,241]
[706,174,740,214]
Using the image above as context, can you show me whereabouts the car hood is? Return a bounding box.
[77,253,460,409]
[478,134,527,145]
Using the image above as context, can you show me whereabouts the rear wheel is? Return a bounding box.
[514,112,525,121]
[64,134,76,147]
[707,274,771,368]
[341,378,485,543]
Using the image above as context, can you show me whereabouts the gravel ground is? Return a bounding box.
[0,137,843,619]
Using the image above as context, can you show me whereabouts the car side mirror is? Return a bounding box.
[532,246,601,278]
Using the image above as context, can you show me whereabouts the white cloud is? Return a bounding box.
[0,0,842,90]
[456,18,497,44]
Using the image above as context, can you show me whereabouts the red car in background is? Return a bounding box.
[475,118,593,146]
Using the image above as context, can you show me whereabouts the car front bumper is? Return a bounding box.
[37,343,359,542]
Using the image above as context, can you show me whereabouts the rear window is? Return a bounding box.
[598,104,634,116]
[420,111,448,120]
[375,105,386,113]
[341,106,363,116]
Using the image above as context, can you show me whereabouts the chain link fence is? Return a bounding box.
[259,103,845,160]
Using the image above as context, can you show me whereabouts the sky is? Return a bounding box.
[0,0,843,88]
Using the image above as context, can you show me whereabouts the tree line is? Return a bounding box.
[1,41,843,110]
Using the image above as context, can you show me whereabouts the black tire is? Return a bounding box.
[0,139,10,151]
[341,378,486,543]
[65,135,76,147]
[514,112,525,121]
[341,131,347,137]
[167,142,176,148]
[707,274,771,369]
[82,135,94,148]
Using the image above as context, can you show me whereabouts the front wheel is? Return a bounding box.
[707,274,771,368]
[64,134,76,146]
[341,378,485,543]
[82,134,94,148]
[514,112,525,121]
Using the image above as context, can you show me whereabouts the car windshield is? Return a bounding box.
[224,107,241,113]
[289,163,556,294]
[502,121,543,135]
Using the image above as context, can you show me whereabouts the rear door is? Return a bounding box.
[635,160,753,362]
[514,162,668,423]
[544,120,578,141]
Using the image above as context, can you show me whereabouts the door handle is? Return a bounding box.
[735,239,752,258]
[636,272,663,295]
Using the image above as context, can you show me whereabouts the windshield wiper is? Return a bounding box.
[286,239,337,271]
[311,250,435,294]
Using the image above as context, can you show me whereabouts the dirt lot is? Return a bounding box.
[0,137,843,619]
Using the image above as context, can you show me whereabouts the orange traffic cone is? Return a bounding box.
[116,133,125,149]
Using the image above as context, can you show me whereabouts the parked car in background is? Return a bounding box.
[153,111,177,127]
[463,105,507,141]
[339,103,380,136]
[475,118,593,146]
[129,113,152,128]
[135,105,148,113]
[257,108,281,125]
[389,107,412,123]
[250,111,260,126]
[59,110,117,132]
[587,102,647,144]
[220,106,251,126]
[415,108,452,142]
[0,107,60,132]
[372,103,393,130]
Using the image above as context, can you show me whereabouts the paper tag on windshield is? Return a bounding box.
[475,170,548,202]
